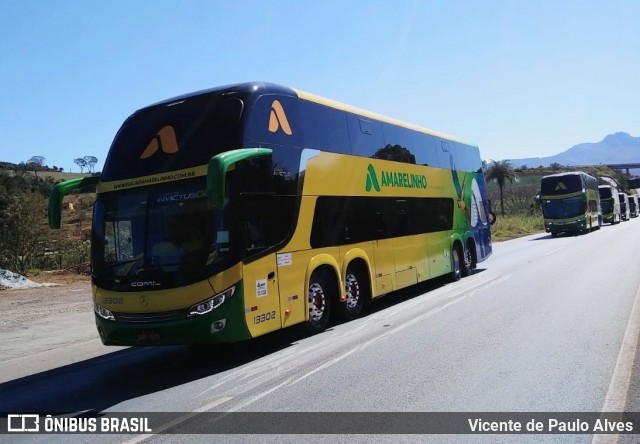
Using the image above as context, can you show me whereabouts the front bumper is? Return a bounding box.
[95,283,252,346]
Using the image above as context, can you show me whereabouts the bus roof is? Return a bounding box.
[292,88,477,147]
[541,171,596,180]
[146,81,477,148]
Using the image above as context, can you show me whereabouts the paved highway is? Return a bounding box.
[2,218,640,443]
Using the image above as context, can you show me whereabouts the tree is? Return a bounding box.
[83,155,98,173]
[27,156,46,179]
[74,158,87,173]
[550,162,562,171]
[485,160,516,217]
[0,193,49,274]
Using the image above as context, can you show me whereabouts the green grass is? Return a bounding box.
[491,214,545,241]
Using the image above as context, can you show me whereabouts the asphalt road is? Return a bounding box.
[2,218,640,444]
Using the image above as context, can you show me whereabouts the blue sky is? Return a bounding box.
[1,0,639,172]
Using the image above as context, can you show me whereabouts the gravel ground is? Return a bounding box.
[0,276,96,361]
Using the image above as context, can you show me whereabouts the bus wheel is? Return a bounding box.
[450,246,462,282]
[306,271,332,333]
[462,244,475,277]
[336,265,368,321]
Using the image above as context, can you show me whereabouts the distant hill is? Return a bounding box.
[0,161,89,182]
[508,132,640,168]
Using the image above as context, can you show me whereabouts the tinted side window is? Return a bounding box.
[348,115,386,158]
[244,94,305,149]
[232,155,298,258]
[300,102,351,153]
[310,197,453,248]
[379,124,417,164]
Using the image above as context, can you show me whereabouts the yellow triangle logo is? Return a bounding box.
[268,100,293,135]
[140,126,179,159]
[555,182,567,191]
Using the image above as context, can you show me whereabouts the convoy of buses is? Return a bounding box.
[45,80,637,347]
[540,171,639,237]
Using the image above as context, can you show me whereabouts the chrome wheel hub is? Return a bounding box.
[344,273,360,311]
[308,283,326,321]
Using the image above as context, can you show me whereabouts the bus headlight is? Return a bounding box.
[94,303,115,321]
[188,286,235,317]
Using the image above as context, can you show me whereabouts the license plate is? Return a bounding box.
[137,330,161,342]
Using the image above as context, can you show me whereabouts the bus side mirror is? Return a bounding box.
[207,148,272,208]
[48,176,100,229]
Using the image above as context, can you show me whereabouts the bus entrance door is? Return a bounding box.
[242,253,281,337]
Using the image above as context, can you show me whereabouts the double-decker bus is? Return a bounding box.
[628,194,638,218]
[540,171,601,237]
[49,82,494,346]
[619,192,630,221]
[598,185,621,224]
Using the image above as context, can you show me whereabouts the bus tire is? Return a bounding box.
[450,245,462,282]
[462,241,476,277]
[306,270,332,334]
[336,263,369,321]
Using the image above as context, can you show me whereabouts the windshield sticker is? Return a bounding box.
[277,253,292,267]
[256,279,268,298]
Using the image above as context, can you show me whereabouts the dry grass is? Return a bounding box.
[491,214,545,241]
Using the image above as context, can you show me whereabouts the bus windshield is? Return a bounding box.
[599,188,613,199]
[540,175,582,196]
[542,196,585,219]
[92,178,234,289]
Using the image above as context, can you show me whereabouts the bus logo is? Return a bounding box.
[366,164,381,192]
[555,182,567,191]
[268,100,293,135]
[366,163,427,192]
[140,126,179,159]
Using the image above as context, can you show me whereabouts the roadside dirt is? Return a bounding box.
[0,277,91,331]
[0,274,97,364]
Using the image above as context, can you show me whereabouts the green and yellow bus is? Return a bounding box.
[599,185,621,224]
[619,192,630,221]
[49,82,494,346]
[628,194,638,218]
[540,171,601,237]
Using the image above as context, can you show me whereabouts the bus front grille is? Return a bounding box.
[114,310,184,323]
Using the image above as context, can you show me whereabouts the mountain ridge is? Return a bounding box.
[506,132,640,167]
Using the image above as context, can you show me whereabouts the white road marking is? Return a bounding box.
[227,377,293,412]
[290,347,361,386]
[592,283,640,444]
[121,396,232,444]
